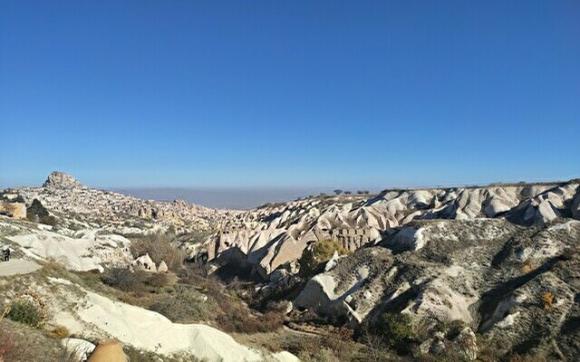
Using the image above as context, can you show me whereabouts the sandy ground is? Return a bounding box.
[0,259,41,277]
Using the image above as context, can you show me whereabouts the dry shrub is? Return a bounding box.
[281,333,359,362]
[521,259,534,274]
[509,353,548,362]
[299,239,350,276]
[48,325,70,339]
[0,320,73,362]
[101,268,148,293]
[216,302,285,334]
[146,272,178,289]
[150,286,216,323]
[298,348,337,362]
[130,232,185,272]
[318,327,356,360]
[0,332,14,362]
[280,334,321,358]
[6,298,47,328]
[542,291,554,309]
[180,269,284,333]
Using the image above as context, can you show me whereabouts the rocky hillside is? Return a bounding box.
[193,179,580,360]
[1,174,579,361]
[201,179,580,275]
[8,171,233,232]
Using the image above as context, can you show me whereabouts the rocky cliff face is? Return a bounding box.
[200,180,580,276]
[293,218,579,358]
[43,171,83,189]
[196,180,580,360]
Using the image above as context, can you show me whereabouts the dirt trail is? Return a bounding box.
[0,259,41,276]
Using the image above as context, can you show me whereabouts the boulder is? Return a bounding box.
[157,260,168,273]
[294,248,393,323]
[61,338,96,361]
[134,254,157,272]
[453,327,478,361]
[88,340,127,362]
[391,226,426,251]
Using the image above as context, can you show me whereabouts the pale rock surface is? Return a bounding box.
[0,259,41,276]
[7,229,132,272]
[43,171,83,189]
[133,254,157,272]
[56,288,294,362]
[157,260,168,273]
[201,180,580,276]
[61,338,96,361]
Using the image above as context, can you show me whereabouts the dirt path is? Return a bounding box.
[0,259,41,276]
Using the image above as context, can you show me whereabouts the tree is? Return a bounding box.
[333,189,343,195]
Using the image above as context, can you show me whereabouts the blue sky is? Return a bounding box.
[1,1,579,189]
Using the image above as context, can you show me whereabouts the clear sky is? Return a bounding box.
[1,1,579,189]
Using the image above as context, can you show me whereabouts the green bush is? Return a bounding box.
[372,312,414,353]
[7,300,44,328]
[299,239,349,276]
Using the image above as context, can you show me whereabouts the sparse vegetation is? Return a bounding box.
[149,285,217,323]
[299,239,350,276]
[542,291,554,309]
[0,331,14,361]
[130,231,185,272]
[6,299,45,328]
[180,270,285,334]
[101,268,148,293]
[48,325,70,339]
[521,259,534,273]
[146,271,178,288]
[0,319,76,362]
[369,312,414,354]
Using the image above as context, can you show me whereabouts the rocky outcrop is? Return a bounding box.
[7,228,133,272]
[292,218,580,360]
[61,338,96,361]
[133,254,157,272]
[87,340,127,362]
[200,180,580,276]
[43,171,83,189]
[157,260,169,273]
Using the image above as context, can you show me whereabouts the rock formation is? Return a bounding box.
[43,171,83,189]
[200,180,580,276]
